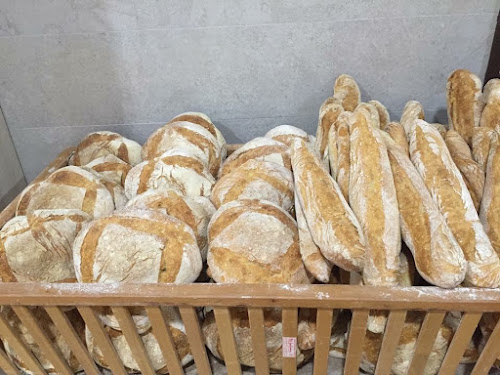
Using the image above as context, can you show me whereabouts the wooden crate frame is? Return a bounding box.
[0,147,500,375]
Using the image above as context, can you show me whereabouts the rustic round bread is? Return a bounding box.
[0,209,90,283]
[3,306,85,374]
[16,166,118,218]
[218,137,290,178]
[126,189,215,260]
[211,159,294,211]
[207,199,309,284]
[142,121,221,176]
[71,131,142,166]
[124,149,215,199]
[264,125,309,147]
[86,306,193,373]
[83,154,132,186]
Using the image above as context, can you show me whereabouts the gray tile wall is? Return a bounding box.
[0,1,498,181]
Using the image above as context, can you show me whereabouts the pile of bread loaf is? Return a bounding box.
[0,68,499,374]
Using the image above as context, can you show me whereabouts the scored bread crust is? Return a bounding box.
[333,74,360,112]
[211,159,294,212]
[472,127,498,171]
[401,100,425,136]
[265,125,309,147]
[409,120,500,287]
[292,139,365,272]
[368,100,390,129]
[334,112,352,201]
[384,122,409,155]
[84,154,131,186]
[447,69,483,144]
[349,109,401,286]
[315,98,344,157]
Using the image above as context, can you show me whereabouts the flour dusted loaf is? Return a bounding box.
[316,97,344,157]
[211,159,294,211]
[16,166,119,218]
[291,139,365,272]
[125,149,215,199]
[0,209,90,283]
[265,125,309,147]
[218,137,290,178]
[472,127,497,171]
[401,100,425,135]
[384,122,408,155]
[327,120,339,178]
[368,100,390,129]
[333,111,352,201]
[447,69,483,144]
[71,131,142,166]
[356,102,380,128]
[333,74,360,112]
[126,189,215,260]
[207,199,309,284]
[84,154,131,186]
[480,78,500,130]
[409,120,500,287]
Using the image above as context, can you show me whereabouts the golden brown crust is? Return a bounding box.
[334,112,351,201]
[333,74,360,111]
[385,122,409,155]
[84,155,131,186]
[316,98,344,156]
[264,125,309,147]
[401,100,425,135]
[368,100,390,129]
[472,127,498,171]
[356,102,380,128]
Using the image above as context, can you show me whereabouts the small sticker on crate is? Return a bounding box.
[282,337,297,358]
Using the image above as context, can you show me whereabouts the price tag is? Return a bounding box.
[282,337,297,358]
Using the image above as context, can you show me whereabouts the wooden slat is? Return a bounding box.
[344,309,369,375]
[179,307,212,375]
[112,307,156,375]
[0,346,21,375]
[77,307,127,375]
[438,312,482,375]
[313,309,334,375]
[213,307,241,375]
[0,309,47,375]
[374,310,407,375]
[407,311,446,375]
[11,306,72,375]
[44,306,100,375]
[146,307,184,375]
[282,307,298,375]
[248,307,269,375]
[471,316,500,375]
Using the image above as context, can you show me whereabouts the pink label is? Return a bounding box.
[282,337,297,358]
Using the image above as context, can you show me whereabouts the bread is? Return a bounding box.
[334,112,352,201]
[480,136,500,255]
[124,149,215,199]
[294,188,332,283]
[384,122,408,155]
[401,100,425,135]
[356,102,380,128]
[83,154,131,186]
[210,159,294,212]
[207,199,309,284]
[126,189,215,261]
[383,133,466,288]
[429,123,447,137]
[71,131,142,166]
[480,79,500,130]
[291,139,365,272]
[84,168,128,209]
[142,121,221,176]
[0,209,89,283]
[265,125,309,147]
[409,120,500,287]
[86,306,192,373]
[349,109,401,286]
[333,74,360,111]
[446,69,483,144]
[368,100,390,129]
[316,98,344,156]
[16,166,117,218]
[218,137,290,178]
[3,307,85,375]
[444,130,485,210]
[472,127,497,171]
[327,119,338,178]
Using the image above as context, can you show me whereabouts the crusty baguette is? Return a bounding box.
[327,121,339,179]
[480,79,500,130]
[409,120,500,287]
[316,98,344,156]
[368,100,390,129]
[292,139,365,272]
[429,123,447,137]
[381,132,466,288]
[384,122,409,155]
[333,74,360,112]
[472,127,498,171]
[446,69,483,145]
[444,130,485,210]
[401,100,425,135]
[334,112,352,201]
[349,109,401,286]
[356,102,380,128]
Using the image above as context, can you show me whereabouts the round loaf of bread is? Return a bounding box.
[3,306,85,375]
[71,131,142,166]
[211,160,294,211]
[264,125,309,147]
[126,189,215,260]
[218,137,290,178]
[84,154,131,186]
[0,209,90,283]
[142,121,221,176]
[16,166,117,218]
[83,168,128,209]
[207,199,309,284]
[124,149,215,199]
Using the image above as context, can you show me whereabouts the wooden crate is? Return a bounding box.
[0,148,500,375]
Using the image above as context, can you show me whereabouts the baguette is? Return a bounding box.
[357,102,380,128]
[333,74,360,111]
[327,121,338,179]
[384,122,409,155]
[480,79,500,130]
[368,100,390,129]
[401,100,425,135]
[429,123,447,137]
[316,98,344,156]
[472,127,498,171]
[334,112,352,201]
[409,120,500,287]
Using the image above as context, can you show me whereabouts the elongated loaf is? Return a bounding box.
[429,123,447,137]
[480,79,500,130]
[356,102,380,128]
[472,127,497,171]
[333,74,360,111]
[368,100,390,129]
[265,125,309,147]
[409,120,500,287]
[84,154,131,186]
[447,69,483,144]
[384,122,409,155]
[327,120,339,178]
[316,98,344,156]
[349,109,401,286]
[335,112,352,201]
[292,139,365,272]
[401,100,425,135]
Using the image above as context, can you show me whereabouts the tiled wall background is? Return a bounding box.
[0,0,499,181]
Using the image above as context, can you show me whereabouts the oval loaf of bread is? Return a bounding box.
[333,74,360,112]
[265,125,309,147]
[409,120,500,287]
[83,154,131,186]
[291,139,365,272]
[316,97,344,157]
